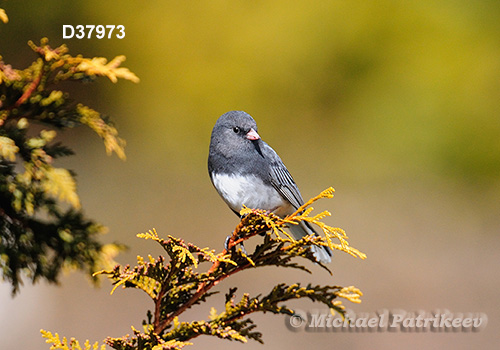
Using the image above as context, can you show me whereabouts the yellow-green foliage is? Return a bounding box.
[41,330,106,350]
[0,32,136,293]
[0,8,7,24]
[242,187,366,260]
[43,189,365,350]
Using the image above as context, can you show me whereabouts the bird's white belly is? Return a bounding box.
[212,173,292,216]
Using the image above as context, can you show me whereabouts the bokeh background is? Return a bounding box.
[1,1,499,349]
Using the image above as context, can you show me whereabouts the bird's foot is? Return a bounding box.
[239,243,247,255]
[224,234,247,255]
[224,235,231,250]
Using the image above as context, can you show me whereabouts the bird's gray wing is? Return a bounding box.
[260,141,304,210]
[260,141,333,263]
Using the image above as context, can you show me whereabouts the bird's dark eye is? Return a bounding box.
[232,127,240,134]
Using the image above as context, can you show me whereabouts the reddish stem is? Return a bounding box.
[14,70,43,108]
[153,217,267,334]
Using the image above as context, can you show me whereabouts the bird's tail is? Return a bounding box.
[288,221,332,264]
[310,245,332,264]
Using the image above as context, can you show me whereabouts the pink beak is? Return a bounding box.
[245,128,260,141]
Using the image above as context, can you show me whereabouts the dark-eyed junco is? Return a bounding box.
[208,110,332,263]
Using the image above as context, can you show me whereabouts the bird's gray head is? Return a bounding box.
[210,111,261,156]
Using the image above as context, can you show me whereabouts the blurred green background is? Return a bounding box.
[1,1,499,349]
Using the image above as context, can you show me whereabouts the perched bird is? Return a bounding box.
[208,110,332,263]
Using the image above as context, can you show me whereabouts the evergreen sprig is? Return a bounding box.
[0,37,138,293]
[61,189,366,350]
[41,330,106,350]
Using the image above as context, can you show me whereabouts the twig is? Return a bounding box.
[153,217,267,334]
[14,65,43,108]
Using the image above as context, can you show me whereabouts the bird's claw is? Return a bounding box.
[224,235,231,250]
[224,234,247,255]
[239,243,248,255]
